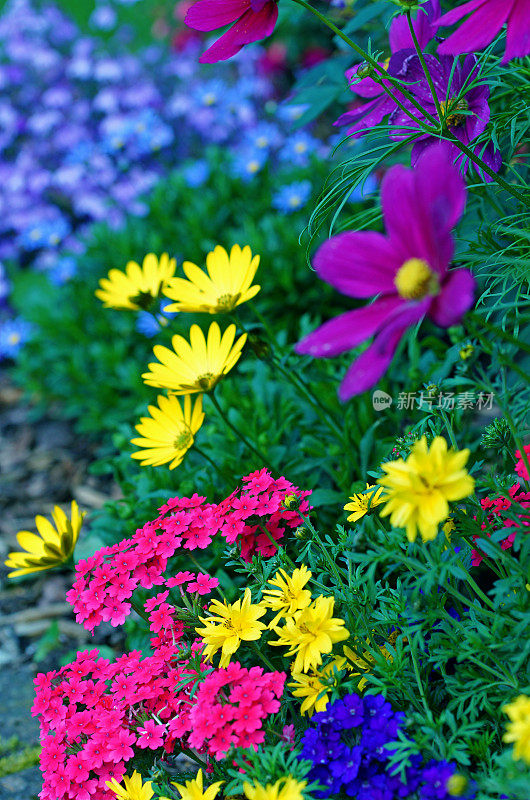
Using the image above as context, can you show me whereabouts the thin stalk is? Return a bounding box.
[130,599,150,624]
[194,444,231,482]
[456,558,495,610]
[406,10,444,124]
[409,637,432,718]
[439,409,459,450]
[209,392,276,472]
[273,356,344,437]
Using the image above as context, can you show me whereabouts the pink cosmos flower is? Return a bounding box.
[185,0,279,63]
[296,145,475,400]
[437,0,530,63]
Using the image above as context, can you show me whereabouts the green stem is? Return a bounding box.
[209,392,276,472]
[194,444,231,482]
[273,356,344,437]
[409,637,432,717]
[456,558,495,610]
[250,641,278,673]
[406,10,444,124]
[130,599,150,624]
[439,409,458,450]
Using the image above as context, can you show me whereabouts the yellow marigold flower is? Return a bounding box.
[262,565,312,628]
[270,595,349,673]
[5,501,85,578]
[142,322,247,394]
[163,244,260,314]
[130,394,204,470]
[243,776,307,800]
[196,587,267,667]
[172,770,223,800]
[96,253,177,310]
[503,694,530,764]
[106,770,154,800]
[344,484,386,523]
[377,436,475,542]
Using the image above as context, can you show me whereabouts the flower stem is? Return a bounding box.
[406,10,444,124]
[209,392,276,472]
[194,444,232,482]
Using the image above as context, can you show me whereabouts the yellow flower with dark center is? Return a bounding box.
[243,777,307,800]
[96,253,177,310]
[394,258,439,300]
[196,588,267,667]
[261,565,312,628]
[106,771,154,800]
[5,501,85,578]
[502,695,530,764]
[172,770,223,800]
[344,484,386,523]
[290,663,338,716]
[142,322,247,394]
[377,436,475,542]
[270,595,349,673]
[163,244,260,314]
[130,394,204,470]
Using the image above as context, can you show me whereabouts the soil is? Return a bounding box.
[0,372,122,799]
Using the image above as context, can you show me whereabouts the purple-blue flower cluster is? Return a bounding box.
[299,694,469,800]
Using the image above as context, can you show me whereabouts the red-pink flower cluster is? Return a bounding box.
[472,482,530,566]
[169,661,285,758]
[67,472,311,631]
[33,643,205,800]
[515,444,530,482]
[217,469,312,561]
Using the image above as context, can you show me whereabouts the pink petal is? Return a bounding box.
[313,231,400,298]
[338,302,429,400]
[186,0,249,31]
[295,296,405,358]
[437,0,486,25]
[428,269,475,327]
[438,0,511,56]
[198,2,278,63]
[389,0,441,52]
[381,144,465,274]
[504,0,530,61]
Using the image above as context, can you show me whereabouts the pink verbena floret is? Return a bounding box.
[472,483,530,566]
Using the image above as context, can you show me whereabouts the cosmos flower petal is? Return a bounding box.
[428,268,475,328]
[313,231,400,298]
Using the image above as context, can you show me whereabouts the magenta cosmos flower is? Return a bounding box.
[185,0,278,63]
[437,0,530,63]
[295,145,475,401]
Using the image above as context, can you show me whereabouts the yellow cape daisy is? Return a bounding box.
[261,565,312,628]
[377,436,475,542]
[142,322,247,394]
[5,501,85,578]
[96,253,177,310]
[172,769,223,800]
[243,776,307,800]
[344,484,386,523]
[163,244,260,314]
[130,394,204,470]
[270,595,349,673]
[503,694,530,764]
[106,770,154,800]
[196,587,267,667]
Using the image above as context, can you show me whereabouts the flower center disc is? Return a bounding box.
[394,258,439,300]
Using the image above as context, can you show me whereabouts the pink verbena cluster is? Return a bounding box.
[67,472,311,631]
[472,482,530,566]
[169,661,286,758]
[515,444,530,481]
[33,644,205,800]
[217,468,312,561]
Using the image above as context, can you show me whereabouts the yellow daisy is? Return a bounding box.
[172,770,223,800]
[130,394,204,470]
[196,587,267,667]
[163,244,260,314]
[96,253,177,310]
[289,664,337,716]
[261,565,312,628]
[270,595,349,673]
[106,771,154,800]
[377,436,475,542]
[503,694,530,764]
[243,776,306,800]
[5,501,85,578]
[142,322,247,394]
[344,484,386,523]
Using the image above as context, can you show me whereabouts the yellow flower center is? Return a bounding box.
[8,332,21,345]
[247,160,261,173]
[174,429,192,450]
[439,98,469,128]
[394,258,439,300]
[197,372,217,391]
[294,142,307,154]
[288,195,302,208]
[215,292,238,312]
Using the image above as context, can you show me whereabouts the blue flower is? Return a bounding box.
[181,160,210,188]
[279,131,319,166]
[0,317,32,360]
[136,311,162,338]
[272,180,312,214]
[230,148,267,182]
[47,256,77,285]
